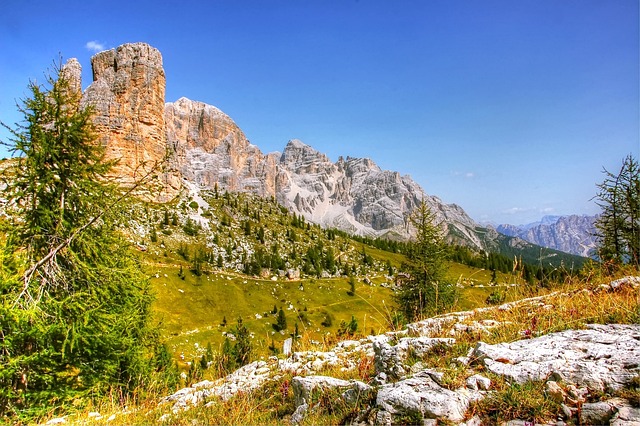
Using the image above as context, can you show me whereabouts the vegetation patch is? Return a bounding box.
[469,378,562,424]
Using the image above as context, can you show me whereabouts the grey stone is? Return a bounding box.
[161,361,272,412]
[372,335,455,380]
[291,375,369,408]
[466,374,491,391]
[473,324,640,392]
[560,403,574,419]
[460,416,483,426]
[290,401,308,425]
[342,380,372,405]
[611,403,640,425]
[372,372,388,386]
[579,401,615,425]
[545,380,566,403]
[376,372,483,423]
[608,276,640,291]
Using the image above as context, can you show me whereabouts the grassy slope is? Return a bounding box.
[135,190,510,364]
[146,250,508,364]
[46,267,640,426]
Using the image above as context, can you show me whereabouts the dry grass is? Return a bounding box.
[34,270,639,425]
[468,376,562,424]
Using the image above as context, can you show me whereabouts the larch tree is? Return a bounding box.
[0,63,172,419]
[395,199,458,321]
[593,154,640,269]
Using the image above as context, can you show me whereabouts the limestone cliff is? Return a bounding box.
[82,42,179,200]
[276,139,484,245]
[164,97,279,197]
[61,58,82,97]
[75,42,567,253]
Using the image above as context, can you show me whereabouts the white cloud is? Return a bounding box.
[85,40,105,52]
[539,207,555,213]
[503,207,530,215]
[452,171,475,179]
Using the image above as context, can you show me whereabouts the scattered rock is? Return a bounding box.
[473,324,640,392]
[580,400,616,425]
[162,361,273,412]
[372,335,455,380]
[466,374,491,391]
[290,401,308,425]
[152,277,640,425]
[290,375,371,423]
[375,371,484,424]
[608,276,640,291]
[291,375,369,407]
[545,380,566,403]
[611,402,640,425]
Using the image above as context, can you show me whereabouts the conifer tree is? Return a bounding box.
[150,226,158,243]
[594,155,640,268]
[0,63,168,416]
[347,275,356,296]
[395,200,457,321]
[275,308,287,332]
[232,317,253,367]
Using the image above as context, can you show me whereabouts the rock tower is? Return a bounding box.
[81,42,179,200]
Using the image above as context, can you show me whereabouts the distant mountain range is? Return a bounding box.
[66,42,589,265]
[495,215,598,258]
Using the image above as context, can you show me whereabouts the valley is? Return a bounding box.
[132,189,515,365]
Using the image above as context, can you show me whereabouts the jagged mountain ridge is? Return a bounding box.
[496,215,598,258]
[276,139,484,246]
[62,42,485,247]
[163,95,485,247]
[73,42,583,258]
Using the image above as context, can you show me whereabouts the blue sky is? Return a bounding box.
[1,0,638,225]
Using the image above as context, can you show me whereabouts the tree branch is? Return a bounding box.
[14,161,163,308]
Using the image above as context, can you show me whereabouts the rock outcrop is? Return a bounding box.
[474,323,640,392]
[82,43,179,200]
[60,58,82,96]
[274,139,488,244]
[162,104,488,245]
[74,39,482,245]
[158,277,640,425]
[164,97,279,196]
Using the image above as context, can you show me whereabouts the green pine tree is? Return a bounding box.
[395,200,458,321]
[347,275,356,296]
[232,317,253,367]
[274,308,287,332]
[0,63,167,417]
[594,154,640,268]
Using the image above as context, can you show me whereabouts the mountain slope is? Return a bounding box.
[497,215,597,258]
[276,139,483,246]
[161,95,486,248]
[77,42,589,263]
